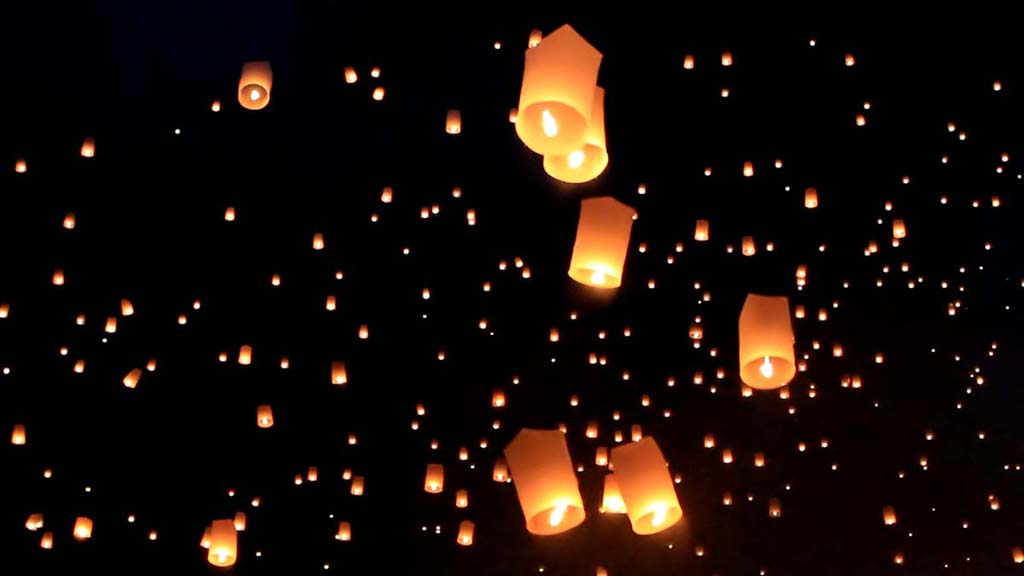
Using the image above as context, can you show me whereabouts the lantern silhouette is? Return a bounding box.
[528,29,543,48]
[257,405,274,428]
[80,138,95,158]
[543,87,608,183]
[883,506,897,525]
[446,110,462,134]
[11,424,26,445]
[611,436,683,534]
[350,476,365,495]
[26,514,44,531]
[515,24,603,156]
[503,428,585,535]
[568,196,635,288]
[768,498,782,518]
[238,345,252,365]
[1013,547,1024,564]
[238,61,272,110]
[207,519,236,567]
[457,520,475,546]
[40,532,53,549]
[600,474,626,513]
[493,457,509,482]
[336,522,351,541]
[73,517,93,540]
[738,294,796,390]
[425,464,445,493]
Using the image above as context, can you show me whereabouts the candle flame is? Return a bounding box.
[541,110,558,137]
[759,356,774,378]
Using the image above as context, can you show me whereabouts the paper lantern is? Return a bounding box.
[703,434,715,448]
[754,452,766,467]
[684,54,695,69]
[1013,547,1024,564]
[350,476,365,495]
[804,187,818,208]
[722,448,733,464]
[332,361,348,385]
[80,138,95,158]
[372,87,385,101]
[738,294,796,390]
[233,512,246,531]
[515,24,603,156]
[742,236,756,256]
[503,428,585,535]
[610,437,683,534]
[123,368,142,389]
[120,299,134,316]
[457,520,475,546]
[600,474,626,514]
[528,29,543,48]
[238,61,273,110]
[568,196,635,288]
[15,158,27,173]
[542,87,608,183]
[768,498,782,518]
[307,466,318,481]
[344,67,358,84]
[492,388,506,408]
[456,489,469,508]
[26,514,44,531]
[493,457,509,482]
[238,345,252,365]
[73,517,93,540]
[425,464,445,493]
[694,219,710,241]
[336,522,351,541]
[104,317,117,333]
[596,446,609,466]
[207,519,237,567]
[0,303,9,318]
[11,424,26,445]
[211,100,221,112]
[893,219,906,238]
[883,506,897,525]
[446,110,462,134]
[257,405,274,428]
[40,532,53,549]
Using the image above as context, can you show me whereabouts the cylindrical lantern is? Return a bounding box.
[233,512,246,531]
[425,463,444,493]
[768,498,782,518]
[1013,547,1024,564]
[893,219,906,238]
[238,61,273,110]
[456,489,469,508]
[492,388,506,407]
[26,513,44,531]
[694,219,710,241]
[596,446,609,466]
[600,474,626,513]
[332,361,348,385]
[257,404,274,428]
[493,457,509,482]
[542,87,608,183]
[457,520,475,546]
[80,138,95,158]
[11,424,26,445]
[120,299,134,316]
[336,521,351,541]
[742,236,756,256]
[40,531,53,549]
[123,368,142,389]
[446,110,462,134]
[528,29,543,48]
[15,158,27,173]
[344,67,358,84]
[73,517,93,540]
[610,437,683,534]
[238,345,252,365]
[568,196,635,288]
[804,187,818,208]
[738,294,796,390]
[515,24,603,156]
[350,476,364,495]
[503,428,585,535]
[207,519,237,566]
[883,505,897,525]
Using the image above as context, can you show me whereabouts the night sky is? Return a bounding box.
[3,4,1024,575]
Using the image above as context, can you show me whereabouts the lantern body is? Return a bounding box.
[769,498,782,518]
[344,67,358,84]
[425,463,444,493]
[457,520,475,546]
[350,476,364,495]
[694,219,710,241]
[238,61,273,110]
[742,236,756,256]
[336,521,351,541]
[233,512,247,531]
[80,138,95,158]
[73,517,93,540]
[446,110,462,134]
[504,428,585,535]
[493,458,509,482]
[238,345,252,365]
[516,24,603,156]
[804,187,818,208]
[738,294,796,390]
[1013,547,1024,564]
[893,219,906,238]
[26,513,44,531]
[600,474,626,513]
[528,29,543,48]
[207,519,237,566]
[568,196,635,288]
[40,532,53,549]
[456,489,469,508]
[256,404,274,428]
[123,368,142,389]
[11,424,26,445]
[332,361,348,385]
[542,87,608,183]
[611,437,683,534]
[883,505,897,525]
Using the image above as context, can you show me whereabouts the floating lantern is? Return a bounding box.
[237,61,272,110]
[123,368,142,389]
[80,138,95,158]
[528,29,543,48]
[1013,547,1024,564]
[104,317,117,333]
[332,361,348,385]
[601,474,627,513]
[15,158,27,173]
[883,506,897,525]
[722,448,733,464]
[372,87,385,101]
[596,446,609,466]
[40,532,53,549]
[894,553,904,565]
[73,517,93,540]
[611,437,683,534]
[425,464,445,493]
[233,512,246,532]
[211,100,221,112]
[206,519,236,567]
[350,476,365,495]
[456,490,469,508]
[358,324,369,339]
[454,520,475,546]
[257,405,274,428]
[26,514,44,531]
[11,424,26,445]
[336,522,351,541]
[515,24,603,156]
[568,196,635,288]
[238,345,252,365]
[743,161,754,177]
[738,294,796,389]
[504,428,585,535]
[721,51,733,66]
[120,299,134,316]
[754,452,766,467]
[446,110,462,134]
[703,434,715,449]
[694,220,710,241]
[684,54,695,69]
[893,219,906,239]
[742,236,756,256]
[805,187,818,208]
[344,67,357,84]
[768,498,782,518]
[542,87,608,183]
[52,269,65,286]
[493,458,509,482]
[492,388,506,407]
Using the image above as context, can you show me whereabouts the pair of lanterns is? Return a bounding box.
[516,25,608,184]
[503,429,682,535]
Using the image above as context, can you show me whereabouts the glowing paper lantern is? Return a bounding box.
[1013,547,1024,564]
[257,405,274,428]
[344,67,358,84]
[503,428,585,535]
[600,474,626,514]
[883,506,897,525]
[350,476,365,495]
[493,458,509,482]
[742,236,756,256]
[543,87,608,183]
[425,464,445,493]
[80,138,95,158]
[768,498,782,518]
[332,361,348,385]
[336,522,351,541]
[233,512,246,531]
[207,519,237,567]
[456,489,469,508]
[15,158,27,173]
[237,61,273,110]
[446,110,462,134]
[528,29,543,48]
[738,294,796,390]
[123,368,142,389]
[515,24,603,156]
[893,219,906,239]
[694,220,710,241]
[610,437,683,534]
[805,187,818,208]
[457,520,475,546]
[11,424,26,445]
[238,345,252,365]
[568,196,635,288]
[26,514,44,531]
[73,517,93,540]
[40,532,53,549]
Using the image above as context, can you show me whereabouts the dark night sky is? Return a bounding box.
[2,4,1024,575]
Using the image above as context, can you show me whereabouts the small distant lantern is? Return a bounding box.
[256,405,274,428]
[40,531,53,549]
[805,187,818,208]
[358,324,370,339]
[456,489,469,508]
[80,138,95,158]
[600,474,627,513]
[344,67,358,84]
[504,428,585,535]
[350,476,365,495]
[1013,547,1024,564]
[694,220,710,241]
[457,520,475,546]
[332,361,348,385]
[104,317,117,333]
[211,100,221,112]
[528,29,543,48]
[883,506,897,525]
[683,54,695,69]
[492,388,506,407]
[237,61,273,110]
[123,368,142,389]
[768,498,782,518]
[568,196,635,288]
[743,161,754,177]
[26,514,44,531]
[722,449,733,464]
[611,437,683,534]
[893,219,906,238]
[721,51,733,66]
[15,158,27,173]
[754,452,766,467]
[336,521,351,541]
[372,87,385,100]
[703,434,715,448]
[238,345,252,365]
[63,213,76,229]
[596,446,609,466]
[206,520,237,566]
[73,517,93,540]
[425,464,445,493]
[11,424,26,445]
[493,457,509,482]
[446,110,462,134]
[120,299,134,316]
[742,236,756,256]
[738,294,796,390]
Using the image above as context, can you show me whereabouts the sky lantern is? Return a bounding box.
[233,512,246,531]
[542,86,608,183]
[257,405,274,428]
[721,50,733,66]
[883,506,897,525]
[1013,547,1024,564]
[425,464,445,493]
[893,219,906,238]
[11,424,26,445]
[123,368,142,389]
[742,236,756,256]
[493,457,509,482]
[332,361,348,385]
[738,294,796,390]
[456,489,469,508]
[40,532,53,549]
[73,517,93,540]
[446,110,462,134]
[207,519,237,567]
[515,24,603,156]
[492,388,506,407]
[80,137,95,158]
[372,87,385,101]
[805,187,818,208]
[26,514,44,531]
[15,158,27,173]
[457,520,475,546]
[238,345,252,365]
[503,428,585,535]
[568,196,635,288]
[120,299,135,316]
[528,29,543,48]
[238,61,272,110]
[769,498,782,518]
[684,54,695,69]
[611,436,683,534]
[344,67,358,83]
[211,100,221,112]
[694,219,710,241]
[336,522,351,541]
[350,476,365,495]
[703,434,715,448]
[600,474,626,514]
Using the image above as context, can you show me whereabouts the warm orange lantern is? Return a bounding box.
[457,520,475,545]
[528,29,543,48]
[207,519,237,566]
[238,61,272,110]
[694,219,710,241]
[492,388,506,408]
[336,521,351,541]
[504,428,585,535]
[425,463,445,493]
[742,236,756,256]
[611,437,683,534]
[11,424,26,445]
[233,512,246,531]
[516,24,603,156]
[15,158,27,173]
[542,87,608,183]
[350,476,365,495]
[883,505,897,525]
[446,110,462,134]
[257,405,274,428]
[893,219,906,238]
[805,187,818,208]
[493,457,509,482]
[456,489,469,508]
[26,513,44,531]
[80,137,95,158]
[738,294,796,390]
[1013,547,1024,564]
[568,196,635,288]
[768,498,782,518]
[73,517,93,540]
[600,474,627,514]
[123,368,142,389]
[344,67,358,84]
[238,345,252,365]
[40,531,53,549]
[332,361,348,385]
